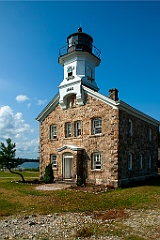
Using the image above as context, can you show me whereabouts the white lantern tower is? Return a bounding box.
[58,27,101,109]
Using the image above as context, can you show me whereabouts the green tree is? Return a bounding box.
[0,138,25,182]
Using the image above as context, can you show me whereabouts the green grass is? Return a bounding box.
[0,172,160,239]
[0,172,160,216]
[0,170,39,179]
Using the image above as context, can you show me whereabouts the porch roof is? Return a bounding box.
[57,145,84,152]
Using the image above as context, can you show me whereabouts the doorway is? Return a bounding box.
[62,153,73,179]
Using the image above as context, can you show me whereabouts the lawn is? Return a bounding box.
[0,171,160,239]
[0,171,160,217]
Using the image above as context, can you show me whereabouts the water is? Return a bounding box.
[21,161,39,169]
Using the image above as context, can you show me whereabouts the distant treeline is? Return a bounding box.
[21,158,39,163]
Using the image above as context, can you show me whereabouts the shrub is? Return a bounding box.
[43,164,54,184]
[76,176,83,186]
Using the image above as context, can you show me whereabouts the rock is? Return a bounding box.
[0,210,159,239]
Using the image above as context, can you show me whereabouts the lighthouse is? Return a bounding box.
[58,27,101,109]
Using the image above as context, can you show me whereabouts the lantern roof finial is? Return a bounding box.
[78,27,82,32]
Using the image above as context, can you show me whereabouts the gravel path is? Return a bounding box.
[0,209,159,240]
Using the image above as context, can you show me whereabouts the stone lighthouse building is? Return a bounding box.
[36,28,159,187]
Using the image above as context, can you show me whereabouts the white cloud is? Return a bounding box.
[16,95,29,103]
[0,105,31,138]
[36,99,47,106]
[16,138,39,159]
[27,103,31,108]
[0,105,38,158]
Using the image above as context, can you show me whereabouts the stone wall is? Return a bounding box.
[118,110,158,186]
[40,93,119,186]
[39,92,158,187]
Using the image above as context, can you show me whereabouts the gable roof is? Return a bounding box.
[36,93,59,122]
[36,86,159,126]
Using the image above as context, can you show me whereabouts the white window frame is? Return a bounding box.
[148,155,152,169]
[129,119,133,137]
[139,154,143,169]
[92,118,102,135]
[65,122,71,138]
[75,121,81,137]
[128,153,133,170]
[67,66,73,77]
[51,154,57,168]
[149,128,152,141]
[50,125,57,139]
[92,152,102,170]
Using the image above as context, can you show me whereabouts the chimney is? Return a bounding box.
[109,88,119,101]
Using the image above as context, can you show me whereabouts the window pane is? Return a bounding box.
[51,154,57,168]
[148,155,152,168]
[75,121,81,136]
[92,118,102,134]
[140,154,143,169]
[92,153,102,170]
[50,125,56,139]
[68,37,73,47]
[65,123,71,138]
[128,153,132,170]
[149,128,152,141]
[72,35,78,45]
[129,119,132,136]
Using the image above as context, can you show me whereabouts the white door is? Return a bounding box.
[63,153,73,179]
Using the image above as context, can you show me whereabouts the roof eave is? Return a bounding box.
[36,93,59,122]
[117,100,160,126]
[83,86,159,126]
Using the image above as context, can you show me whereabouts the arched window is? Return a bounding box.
[67,94,76,108]
[91,152,102,170]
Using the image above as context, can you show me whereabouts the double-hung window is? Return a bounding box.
[149,128,152,141]
[92,152,102,170]
[128,153,133,170]
[50,125,57,139]
[92,118,102,135]
[65,122,71,138]
[51,154,57,168]
[148,155,152,169]
[139,154,143,169]
[75,121,81,137]
[129,119,133,137]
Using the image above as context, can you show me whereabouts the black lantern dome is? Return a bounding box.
[67,27,93,54]
[59,27,101,60]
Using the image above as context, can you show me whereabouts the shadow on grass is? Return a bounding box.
[15,179,43,184]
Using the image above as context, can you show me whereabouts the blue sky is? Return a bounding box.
[0,1,160,159]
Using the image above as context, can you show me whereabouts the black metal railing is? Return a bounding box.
[59,44,101,59]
